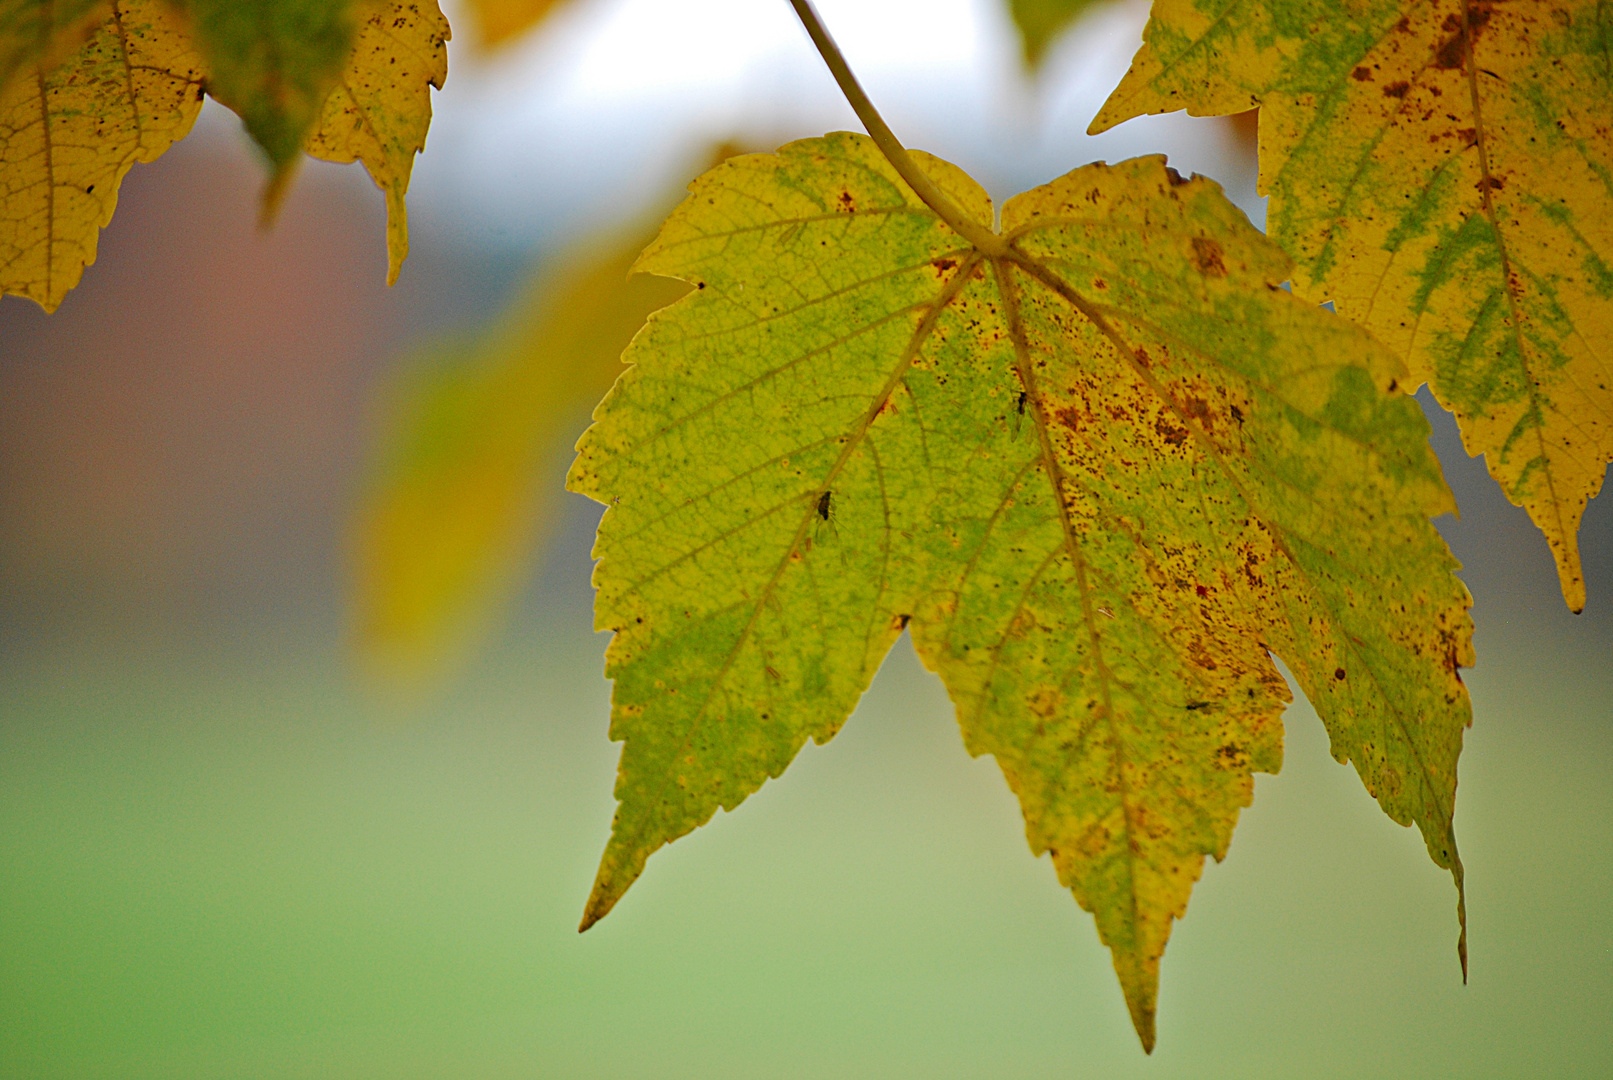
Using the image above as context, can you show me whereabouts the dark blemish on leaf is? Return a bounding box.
[1483,175,1504,190]
[85,184,94,193]
[1433,3,1491,69]
[1387,379,1399,393]
[1191,237,1227,276]
[696,281,706,289]
[1334,668,1347,680]
[1155,416,1189,446]
[1383,81,1411,98]
[1017,391,1027,415]
[1056,406,1085,432]
[933,256,957,273]
[836,189,856,212]
[1093,278,1108,290]
[1352,66,1373,81]
[1230,404,1245,425]
[1196,584,1209,597]
[766,665,782,680]
[1165,167,1189,187]
[1186,702,1211,712]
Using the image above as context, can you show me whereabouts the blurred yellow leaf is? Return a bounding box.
[305,0,449,285]
[0,0,204,311]
[350,217,688,686]
[462,0,569,49]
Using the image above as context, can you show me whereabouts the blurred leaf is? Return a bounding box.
[568,134,1473,1049]
[1093,0,1613,612]
[0,0,108,93]
[350,216,687,687]
[463,0,570,49]
[304,0,450,285]
[1007,0,1101,67]
[177,0,361,205]
[0,0,204,311]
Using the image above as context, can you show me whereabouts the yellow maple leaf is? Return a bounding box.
[0,0,203,311]
[304,0,450,286]
[1093,0,1613,612]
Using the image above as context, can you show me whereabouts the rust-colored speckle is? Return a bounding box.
[1352,66,1373,81]
[836,189,856,212]
[1334,667,1347,680]
[1191,237,1227,276]
[1383,80,1411,98]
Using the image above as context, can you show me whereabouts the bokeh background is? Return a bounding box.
[2,1,1609,1076]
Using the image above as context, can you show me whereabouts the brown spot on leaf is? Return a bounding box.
[1191,237,1227,276]
[1155,416,1189,446]
[1334,667,1347,680]
[1433,3,1492,69]
[1352,66,1373,81]
[933,256,957,273]
[1383,81,1411,98]
[836,189,856,212]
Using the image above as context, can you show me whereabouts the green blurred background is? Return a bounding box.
[2,1,1609,1076]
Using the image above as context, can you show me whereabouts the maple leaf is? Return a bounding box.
[352,220,687,687]
[567,131,1474,1050]
[304,0,450,285]
[1007,0,1103,67]
[1092,0,1613,613]
[0,0,205,311]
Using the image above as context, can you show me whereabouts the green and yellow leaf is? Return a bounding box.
[304,0,449,285]
[0,0,203,310]
[0,0,109,93]
[1093,0,1613,612]
[568,133,1473,1049]
[1007,0,1102,67]
[352,222,686,687]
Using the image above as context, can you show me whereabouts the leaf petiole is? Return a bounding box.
[786,0,1008,256]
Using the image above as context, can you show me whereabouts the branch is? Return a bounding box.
[787,0,1007,255]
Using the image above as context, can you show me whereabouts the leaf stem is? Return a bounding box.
[786,0,1007,255]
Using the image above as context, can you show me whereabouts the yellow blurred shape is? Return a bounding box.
[463,0,570,49]
[350,218,688,690]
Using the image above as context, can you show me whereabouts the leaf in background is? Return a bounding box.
[1092,0,1613,613]
[0,0,107,92]
[568,133,1473,1049]
[179,0,361,206]
[463,0,569,49]
[0,0,204,310]
[350,222,687,688]
[1006,0,1101,67]
[304,0,449,285]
